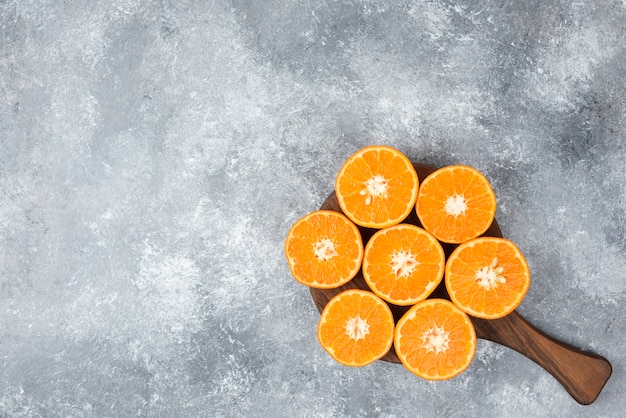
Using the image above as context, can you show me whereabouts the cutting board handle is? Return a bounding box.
[473,311,612,405]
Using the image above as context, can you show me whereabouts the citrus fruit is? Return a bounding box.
[362,224,445,306]
[445,237,531,319]
[415,165,496,244]
[394,298,476,380]
[285,210,363,289]
[317,289,395,366]
[335,145,419,229]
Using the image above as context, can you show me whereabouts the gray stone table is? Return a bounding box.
[1,0,625,416]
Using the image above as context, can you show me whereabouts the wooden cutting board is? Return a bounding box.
[310,162,612,405]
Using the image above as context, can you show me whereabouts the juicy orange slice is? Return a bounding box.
[416,165,496,244]
[445,237,531,319]
[285,210,363,289]
[335,145,418,229]
[317,289,395,366]
[394,298,476,380]
[362,224,445,306]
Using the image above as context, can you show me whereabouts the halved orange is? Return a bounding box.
[317,289,395,366]
[362,224,445,306]
[445,237,531,319]
[335,145,419,229]
[394,298,476,380]
[285,210,363,289]
[416,165,496,244]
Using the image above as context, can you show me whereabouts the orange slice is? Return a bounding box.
[285,210,363,289]
[362,224,445,306]
[415,165,496,244]
[445,237,531,319]
[394,298,476,380]
[317,289,395,366]
[335,145,419,229]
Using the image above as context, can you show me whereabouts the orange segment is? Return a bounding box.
[394,299,476,380]
[416,165,496,244]
[445,237,531,319]
[362,224,445,306]
[285,210,363,289]
[317,289,395,366]
[335,146,418,229]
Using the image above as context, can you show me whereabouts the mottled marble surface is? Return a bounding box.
[1,0,625,416]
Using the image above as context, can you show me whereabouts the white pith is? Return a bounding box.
[313,238,337,261]
[344,315,370,341]
[359,175,389,206]
[390,250,418,278]
[444,194,467,216]
[421,324,450,355]
[475,257,506,290]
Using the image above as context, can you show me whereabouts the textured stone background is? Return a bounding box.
[1,0,625,416]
